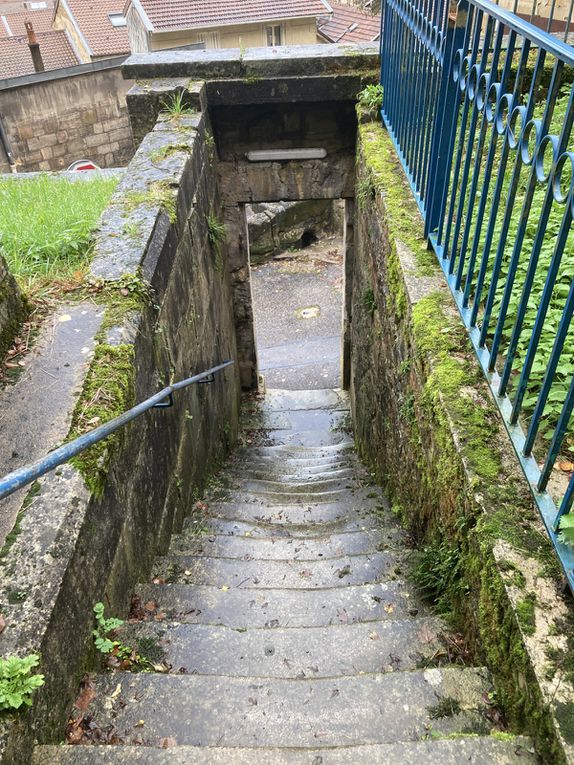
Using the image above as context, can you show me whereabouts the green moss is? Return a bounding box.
[427,697,462,719]
[358,119,436,274]
[361,287,377,317]
[149,143,192,163]
[554,701,574,745]
[0,481,41,560]
[68,341,136,497]
[515,593,537,636]
[124,180,178,224]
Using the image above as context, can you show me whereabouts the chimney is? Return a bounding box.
[25,21,44,72]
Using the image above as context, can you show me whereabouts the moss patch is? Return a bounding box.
[124,180,178,224]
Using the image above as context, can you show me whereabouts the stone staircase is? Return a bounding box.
[34,390,537,764]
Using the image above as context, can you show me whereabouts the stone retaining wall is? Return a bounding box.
[0,96,240,764]
[350,116,574,764]
[0,62,134,173]
[0,254,25,358]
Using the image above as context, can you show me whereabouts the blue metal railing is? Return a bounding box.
[0,361,234,502]
[380,0,574,588]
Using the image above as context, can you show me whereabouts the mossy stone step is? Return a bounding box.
[135,580,425,628]
[65,668,498,748]
[169,527,404,560]
[33,737,538,764]
[151,550,406,589]
[116,617,445,678]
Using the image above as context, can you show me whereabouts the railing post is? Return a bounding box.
[424,0,469,238]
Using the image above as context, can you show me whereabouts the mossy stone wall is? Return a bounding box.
[0,253,25,359]
[351,117,574,763]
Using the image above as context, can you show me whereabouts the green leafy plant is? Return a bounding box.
[0,654,44,711]
[92,603,153,672]
[93,602,124,654]
[362,287,377,317]
[161,90,194,116]
[207,215,227,254]
[358,84,383,116]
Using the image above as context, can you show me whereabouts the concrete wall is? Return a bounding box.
[0,253,25,358]
[0,63,134,173]
[350,116,574,764]
[0,106,241,764]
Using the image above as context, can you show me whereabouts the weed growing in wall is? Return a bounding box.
[0,654,44,711]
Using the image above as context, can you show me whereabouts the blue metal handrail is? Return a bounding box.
[380,0,574,589]
[0,361,234,502]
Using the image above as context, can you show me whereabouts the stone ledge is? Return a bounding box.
[351,118,574,764]
[122,43,379,81]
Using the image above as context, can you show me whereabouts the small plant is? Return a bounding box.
[0,654,45,711]
[93,602,124,654]
[207,214,227,254]
[92,603,153,671]
[427,696,462,719]
[357,174,376,205]
[358,83,383,116]
[362,287,377,317]
[161,90,194,117]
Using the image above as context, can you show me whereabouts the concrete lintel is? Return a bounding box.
[122,43,379,81]
[204,74,374,107]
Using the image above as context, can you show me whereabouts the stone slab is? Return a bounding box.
[33,737,538,765]
[118,617,445,678]
[0,302,103,544]
[169,528,403,560]
[151,550,405,589]
[184,514,384,538]
[135,581,424,628]
[81,667,494,747]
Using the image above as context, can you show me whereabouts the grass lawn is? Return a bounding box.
[0,174,118,293]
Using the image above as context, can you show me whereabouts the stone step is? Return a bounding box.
[264,429,352,447]
[67,668,497,748]
[215,487,382,507]
[169,527,404,560]
[135,581,425,628]
[237,442,354,459]
[117,617,445,678]
[33,737,538,764]
[231,453,356,470]
[236,477,361,494]
[252,388,350,412]
[151,550,405,589]
[190,499,383,527]
[184,514,385,539]
[226,466,357,482]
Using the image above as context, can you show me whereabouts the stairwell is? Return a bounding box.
[34,389,537,764]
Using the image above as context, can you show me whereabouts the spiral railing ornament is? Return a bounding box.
[380,0,574,589]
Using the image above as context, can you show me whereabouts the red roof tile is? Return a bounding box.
[0,7,53,36]
[0,28,79,77]
[64,0,130,57]
[134,0,332,32]
[318,1,380,42]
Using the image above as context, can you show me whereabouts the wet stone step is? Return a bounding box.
[194,498,385,527]
[226,467,357,482]
[231,453,356,471]
[169,527,405,560]
[233,478,364,494]
[236,442,354,459]
[77,668,497,748]
[135,581,426,628]
[33,736,538,765]
[116,617,446,679]
[184,514,386,539]
[151,551,406,589]
[217,487,383,506]
[263,429,351,447]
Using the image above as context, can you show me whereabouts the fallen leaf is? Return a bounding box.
[369,631,380,641]
[384,603,394,614]
[558,461,574,472]
[221,585,229,592]
[159,737,177,748]
[134,720,145,728]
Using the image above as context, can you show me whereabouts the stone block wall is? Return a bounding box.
[0,63,134,173]
[0,253,25,358]
[350,117,574,763]
[0,103,241,764]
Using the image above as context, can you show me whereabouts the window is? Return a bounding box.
[265,25,283,46]
[108,13,127,27]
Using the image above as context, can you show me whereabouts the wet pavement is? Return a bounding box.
[250,236,343,389]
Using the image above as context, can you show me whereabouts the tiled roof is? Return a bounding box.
[133,0,332,32]
[0,7,53,36]
[318,1,380,42]
[0,28,79,77]
[63,0,130,56]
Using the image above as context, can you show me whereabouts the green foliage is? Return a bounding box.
[0,654,44,711]
[362,287,377,317]
[412,538,467,615]
[160,90,194,116]
[558,512,574,545]
[358,84,383,116]
[0,175,117,291]
[207,214,226,254]
[427,696,462,719]
[93,602,124,654]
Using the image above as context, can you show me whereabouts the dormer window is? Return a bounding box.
[108,13,127,27]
